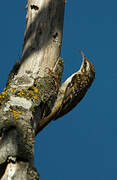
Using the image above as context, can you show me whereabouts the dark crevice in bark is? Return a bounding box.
[30,5,39,10]
[0,162,7,179]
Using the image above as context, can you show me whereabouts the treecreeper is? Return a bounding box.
[40,50,95,129]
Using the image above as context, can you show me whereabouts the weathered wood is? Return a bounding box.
[1,161,40,180]
[0,0,65,179]
[19,0,65,78]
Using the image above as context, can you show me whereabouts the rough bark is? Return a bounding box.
[0,0,65,179]
[0,0,95,179]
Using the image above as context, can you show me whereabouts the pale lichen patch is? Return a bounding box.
[4,102,10,112]
[10,96,32,110]
[10,74,34,89]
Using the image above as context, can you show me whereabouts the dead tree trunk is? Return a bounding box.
[0,0,95,179]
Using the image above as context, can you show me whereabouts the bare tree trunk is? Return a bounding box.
[0,0,65,179]
[0,0,95,179]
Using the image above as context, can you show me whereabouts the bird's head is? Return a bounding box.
[79,50,95,80]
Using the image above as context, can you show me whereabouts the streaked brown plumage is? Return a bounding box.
[40,51,95,127]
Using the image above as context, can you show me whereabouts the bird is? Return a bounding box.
[39,50,95,129]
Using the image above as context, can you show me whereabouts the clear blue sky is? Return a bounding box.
[0,0,116,180]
